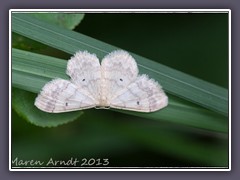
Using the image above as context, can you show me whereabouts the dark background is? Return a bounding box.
[79,13,228,88]
[12,12,228,168]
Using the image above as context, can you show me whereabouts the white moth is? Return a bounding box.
[35,50,168,113]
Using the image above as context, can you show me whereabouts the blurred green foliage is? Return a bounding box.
[12,12,229,168]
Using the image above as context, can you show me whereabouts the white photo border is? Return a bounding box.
[9,9,231,171]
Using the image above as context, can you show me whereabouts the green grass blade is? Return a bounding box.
[11,13,228,116]
[12,48,68,93]
[12,48,228,132]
